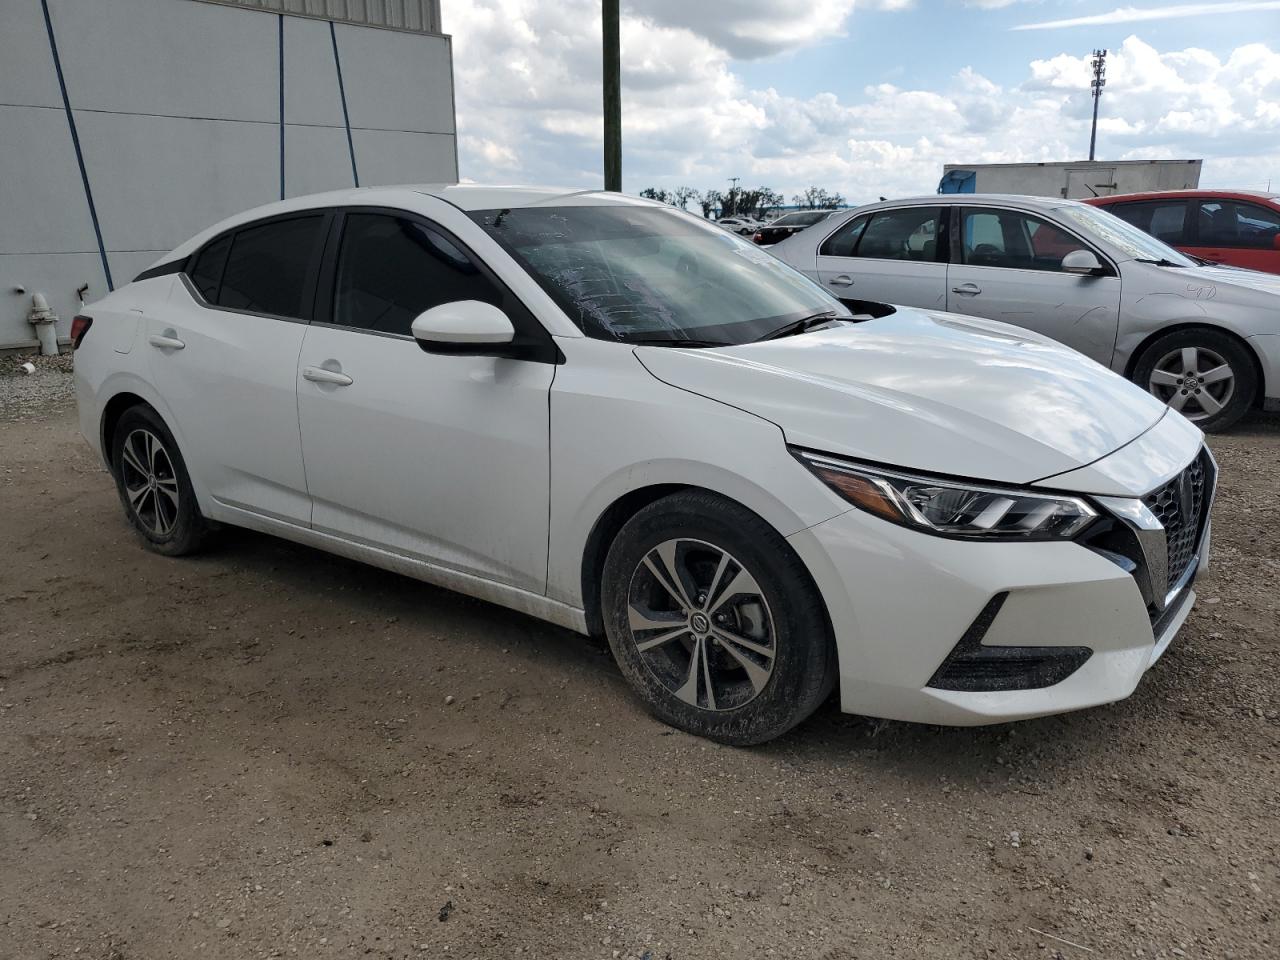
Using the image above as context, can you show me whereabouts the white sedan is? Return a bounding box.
[74,185,1215,743]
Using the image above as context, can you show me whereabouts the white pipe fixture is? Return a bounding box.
[28,292,59,357]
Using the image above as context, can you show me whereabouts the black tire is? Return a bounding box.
[601,491,835,745]
[1131,328,1257,433]
[110,405,209,556]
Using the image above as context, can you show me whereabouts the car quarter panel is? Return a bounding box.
[543,337,851,610]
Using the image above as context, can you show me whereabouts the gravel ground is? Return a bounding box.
[1,370,1277,960]
[0,353,75,422]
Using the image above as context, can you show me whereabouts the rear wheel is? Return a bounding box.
[1132,328,1256,432]
[110,405,209,556]
[601,491,835,745]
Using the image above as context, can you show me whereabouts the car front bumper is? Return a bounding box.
[787,485,1210,727]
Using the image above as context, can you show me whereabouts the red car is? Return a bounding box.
[1086,190,1280,274]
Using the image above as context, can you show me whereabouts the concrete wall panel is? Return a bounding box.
[0,253,106,343]
[285,124,356,196]
[0,106,100,256]
[73,111,280,253]
[351,129,456,185]
[0,0,65,109]
[334,25,454,134]
[284,15,346,127]
[48,0,278,122]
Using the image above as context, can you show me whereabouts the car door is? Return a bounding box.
[144,213,327,524]
[946,206,1122,363]
[295,209,555,592]
[813,206,948,309]
[1187,199,1280,273]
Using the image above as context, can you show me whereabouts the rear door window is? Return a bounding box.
[819,215,870,257]
[216,216,325,319]
[851,208,942,261]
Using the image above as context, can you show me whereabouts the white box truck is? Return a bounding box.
[939,159,1202,199]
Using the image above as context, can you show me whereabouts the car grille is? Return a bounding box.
[1142,452,1209,589]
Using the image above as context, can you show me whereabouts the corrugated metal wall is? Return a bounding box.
[194,0,443,36]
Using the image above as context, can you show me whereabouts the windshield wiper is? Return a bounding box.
[755,311,841,342]
[627,337,731,348]
[1134,258,1186,267]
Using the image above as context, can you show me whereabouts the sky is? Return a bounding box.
[442,0,1280,206]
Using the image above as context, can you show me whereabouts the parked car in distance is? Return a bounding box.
[771,194,1280,431]
[716,216,759,236]
[1086,190,1280,274]
[76,185,1214,743]
[753,210,837,246]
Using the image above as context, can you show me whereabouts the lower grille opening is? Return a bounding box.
[927,593,1093,693]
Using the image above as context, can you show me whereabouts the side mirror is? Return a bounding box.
[410,300,515,355]
[1061,249,1105,276]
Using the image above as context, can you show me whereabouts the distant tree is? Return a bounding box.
[700,189,725,219]
[639,187,673,204]
[671,186,700,211]
[792,186,846,209]
[737,187,784,220]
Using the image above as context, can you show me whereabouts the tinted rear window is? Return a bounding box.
[216,216,324,319]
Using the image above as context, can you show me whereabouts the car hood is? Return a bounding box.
[636,308,1170,485]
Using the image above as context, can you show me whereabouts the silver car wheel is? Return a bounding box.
[120,428,180,537]
[1148,346,1235,422]
[626,538,776,712]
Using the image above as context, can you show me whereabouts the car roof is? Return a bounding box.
[1088,189,1280,204]
[864,194,1085,210]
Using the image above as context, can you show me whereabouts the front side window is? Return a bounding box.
[217,216,324,318]
[470,205,848,345]
[1198,201,1280,249]
[332,214,502,335]
[961,209,1089,272]
[853,208,941,262]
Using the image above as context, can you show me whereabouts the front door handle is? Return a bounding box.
[302,365,353,387]
[827,275,854,287]
[148,331,186,350]
[951,282,982,296]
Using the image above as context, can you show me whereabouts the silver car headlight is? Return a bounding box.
[794,449,1097,541]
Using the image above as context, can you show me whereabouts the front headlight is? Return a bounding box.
[793,449,1097,541]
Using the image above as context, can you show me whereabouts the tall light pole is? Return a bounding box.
[1088,48,1107,162]
[602,0,621,191]
[727,176,740,216]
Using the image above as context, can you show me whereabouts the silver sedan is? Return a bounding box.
[771,194,1280,431]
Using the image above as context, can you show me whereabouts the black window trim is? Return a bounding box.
[177,208,334,325]
[950,205,1119,278]
[816,205,950,264]
[1191,198,1280,250]
[311,205,563,364]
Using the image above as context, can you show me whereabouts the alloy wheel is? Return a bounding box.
[119,428,180,537]
[1148,346,1235,422]
[626,538,776,712]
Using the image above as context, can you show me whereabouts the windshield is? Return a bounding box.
[774,211,831,227]
[470,205,850,344]
[1056,203,1196,266]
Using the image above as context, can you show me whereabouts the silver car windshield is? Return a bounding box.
[1056,203,1197,266]
[471,205,849,345]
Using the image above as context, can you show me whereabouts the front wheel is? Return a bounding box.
[1132,328,1256,432]
[601,491,835,745]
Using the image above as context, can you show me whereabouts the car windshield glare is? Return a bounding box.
[470,206,849,344]
[1057,203,1196,266]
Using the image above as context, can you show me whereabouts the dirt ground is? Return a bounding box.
[1,363,1277,960]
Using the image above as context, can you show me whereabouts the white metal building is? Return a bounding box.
[939,160,1202,200]
[1,0,456,350]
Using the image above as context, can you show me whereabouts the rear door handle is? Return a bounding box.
[828,275,854,287]
[302,365,353,387]
[951,282,982,296]
[147,332,185,350]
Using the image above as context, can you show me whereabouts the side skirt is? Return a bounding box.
[210,502,590,635]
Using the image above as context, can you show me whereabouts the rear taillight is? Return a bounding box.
[70,314,93,349]
[753,232,764,242]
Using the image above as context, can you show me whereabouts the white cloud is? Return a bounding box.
[1013,1,1280,31]
[446,2,1280,203]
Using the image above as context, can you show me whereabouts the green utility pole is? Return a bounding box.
[602,0,622,191]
